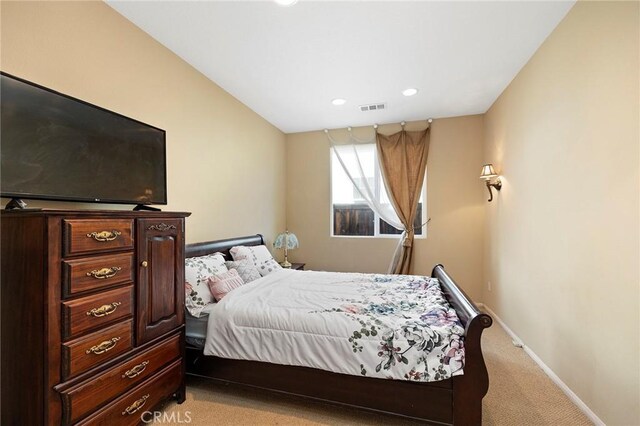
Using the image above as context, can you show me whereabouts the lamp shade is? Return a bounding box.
[480,164,498,180]
[273,231,299,250]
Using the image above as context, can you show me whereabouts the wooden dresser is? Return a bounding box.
[1,209,190,425]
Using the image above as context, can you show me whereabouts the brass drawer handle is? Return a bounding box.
[122,360,149,379]
[85,337,120,355]
[86,267,122,279]
[86,302,121,318]
[86,230,121,242]
[122,394,149,416]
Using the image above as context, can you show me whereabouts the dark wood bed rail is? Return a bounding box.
[184,236,492,425]
[432,264,493,333]
[432,264,493,425]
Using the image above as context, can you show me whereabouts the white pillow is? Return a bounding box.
[185,253,228,317]
[230,245,282,277]
[225,259,261,283]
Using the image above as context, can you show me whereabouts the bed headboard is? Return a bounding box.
[185,234,264,259]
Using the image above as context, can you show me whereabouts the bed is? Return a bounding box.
[184,234,492,425]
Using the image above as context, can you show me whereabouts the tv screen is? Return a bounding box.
[0,72,167,206]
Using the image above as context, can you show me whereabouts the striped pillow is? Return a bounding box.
[206,269,245,301]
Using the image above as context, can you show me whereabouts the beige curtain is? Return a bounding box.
[376,126,430,274]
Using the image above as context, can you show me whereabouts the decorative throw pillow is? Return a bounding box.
[207,269,245,301]
[184,253,228,317]
[230,245,282,277]
[225,259,261,283]
[256,258,283,276]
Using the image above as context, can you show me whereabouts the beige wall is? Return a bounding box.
[286,116,486,300]
[483,2,639,425]
[0,1,286,244]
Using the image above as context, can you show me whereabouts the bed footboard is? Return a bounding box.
[432,264,493,425]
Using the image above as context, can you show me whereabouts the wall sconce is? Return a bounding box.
[480,164,502,202]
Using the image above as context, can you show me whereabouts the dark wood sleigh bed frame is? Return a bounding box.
[184,234,493,425]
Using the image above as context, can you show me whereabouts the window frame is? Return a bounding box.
[329,146,427,239]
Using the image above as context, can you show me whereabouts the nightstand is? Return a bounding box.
[290,263,305,270]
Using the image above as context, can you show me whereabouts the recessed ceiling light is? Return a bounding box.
[331,98,347,106]
[274,0,298,6]
[402,88,419,97]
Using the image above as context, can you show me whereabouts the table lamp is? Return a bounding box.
[273,230,299,268]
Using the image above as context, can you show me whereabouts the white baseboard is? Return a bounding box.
[479,303,605,426]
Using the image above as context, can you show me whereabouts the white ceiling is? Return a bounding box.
[107,1,575,134]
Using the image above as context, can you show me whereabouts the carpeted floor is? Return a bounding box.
[157,324,592,425]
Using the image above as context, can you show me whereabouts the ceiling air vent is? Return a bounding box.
[359,103,386,112]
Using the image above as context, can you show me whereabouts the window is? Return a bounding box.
[331,145,426,237]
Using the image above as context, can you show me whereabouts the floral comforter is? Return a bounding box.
[204,269,465,382]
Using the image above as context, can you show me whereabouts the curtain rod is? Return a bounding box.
[374,118,432,130]
[324,118,432,133]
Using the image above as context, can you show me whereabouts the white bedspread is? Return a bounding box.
[204,269,465,382]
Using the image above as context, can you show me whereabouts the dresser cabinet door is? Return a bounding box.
[136,219,185,344]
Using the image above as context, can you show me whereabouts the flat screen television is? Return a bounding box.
[0,72,167,208]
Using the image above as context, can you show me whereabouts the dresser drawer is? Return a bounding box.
[62,253,134,298]
[62,286,134,339]
[62,320,133,380]
[62,334,181,424]
[64,219,134,256]
[76,359,183,426]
